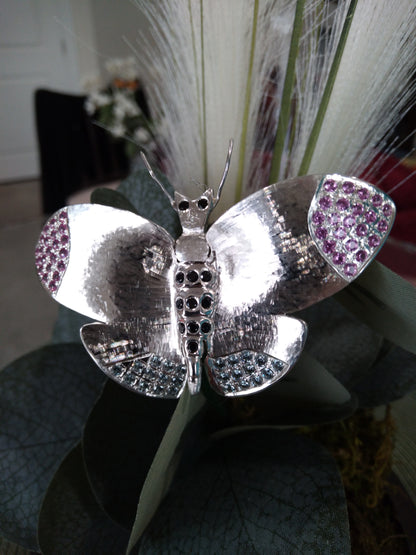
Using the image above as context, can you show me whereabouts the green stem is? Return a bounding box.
[298,0,358,175]
[269,0,306,184]
[234,0,259,203]
[200,0,208,184]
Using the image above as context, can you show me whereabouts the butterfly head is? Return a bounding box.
[174,189,215,232]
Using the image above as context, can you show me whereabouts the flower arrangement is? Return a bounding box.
[83,56,156,159]
[1,1,416,554]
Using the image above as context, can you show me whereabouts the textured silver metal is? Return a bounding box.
[36,172,395,399]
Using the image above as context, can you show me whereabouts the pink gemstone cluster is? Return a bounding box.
[35,208,70,295]
[309,176,394,281]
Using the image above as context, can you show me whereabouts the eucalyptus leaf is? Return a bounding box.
[38,443,129,555]
[252,351,357,425]
[0,344,106,550]
[353,345,416,407]
[51,305,92,344]
[0,536,30,555]
[336,261,416,354]
[127,389,206,553]
[83,380,177,529]
[118,169,180,238]
[299,297,383,389]
[90,187,139,214]
[139,429,350,553]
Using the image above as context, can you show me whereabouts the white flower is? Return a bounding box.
[110,122,127,138]
[134,127,151,144]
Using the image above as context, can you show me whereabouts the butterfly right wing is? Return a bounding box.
[207,174,395,317]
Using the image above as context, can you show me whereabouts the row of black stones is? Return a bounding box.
[109,355,187,397]
[175,269,212,285]
[209,350,285,394]
[178,320,212,335]
[175,294,213,312]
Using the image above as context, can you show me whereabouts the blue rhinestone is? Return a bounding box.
[124,373,136,385]
[215,358,225,368]
[272,360,284,371]
[144,368,156,380]
[168,385,179,395]
[159,373,169,382]
[253,375,263,385]
[163,361,175,371]
[263,368,274,379]
[112,364,123,376]
[241,380,250,388]
[150,356,162,367]
[232,369,242,379]
[226,384,236,393]
[228,354,239,365]
[139,380,150,391]
[154,384,164,394]
[179,365,187,375]
[241,351,252,361]
[245,364,255,374]
[218,372,229,381]
[256,354,267,366]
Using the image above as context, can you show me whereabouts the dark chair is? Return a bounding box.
[34,89,130,214]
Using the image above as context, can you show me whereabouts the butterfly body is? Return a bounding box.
[35,153,395,400]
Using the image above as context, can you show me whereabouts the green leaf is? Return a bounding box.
[392,391,416,509]
[138,429,350,553]
[38,444,129,555]
[336,261,416,354]
[83,380,177,529]
[51,305,92,344]
[353,345,416,407]
[127,389,205,553]
[253,351,356,425]
[299,297,383,389]
[90,187,139,214]
[118,169,180,238]
[0,536,30,555]
[0,344,106,550]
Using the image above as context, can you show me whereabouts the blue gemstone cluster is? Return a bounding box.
[109,354,187,398]
[208,350,286,395]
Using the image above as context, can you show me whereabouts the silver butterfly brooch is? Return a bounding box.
[36,142,395,399]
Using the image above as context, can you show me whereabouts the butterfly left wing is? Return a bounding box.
[81,321,187,399]
[35,204,175,322]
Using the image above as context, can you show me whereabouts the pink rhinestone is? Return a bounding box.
[49,218,56,225]
[319,196,332,210]
[315,227,327,240]
[365,210,377,224]
[57,260,66,271]
[368,235,380,248]
[345,239,358,252]
[356,250,367,262]
[61,234,69,244]
[59,210,67,219]
[334,227,347,239]
[333,252,346,265]
[342,181,355,194]
[344,263,358,277]
[59,223,67,233]
[377,220,388,232]
[312,211,325,225]
[351,203,364,216]
[52,271,60,280]
[324,179,338,192]
[382,203,393,216]
[50,253,57,262]
[343,215,355,228]
[46,263,52,272]
[356,223,368,237]
[42,273,48,282]
[336,198,349,211]
[357,188,369,201]
[59,248,68,258]
[328,213,341,225]
[49,281,58,292]
[53,239,60,248]
[323,240,336,254]
[372,194,382,206]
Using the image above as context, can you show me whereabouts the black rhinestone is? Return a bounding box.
[176,272,185,284]
[218,372,229,381]
[187,270,199,283]
[263,368,274,379]
[241,380,250,388]
[187,321,199,334]
[253,375,263,385]
[245,364,255,374]
[178,200,189,211]
[201,321,211,333]
[187,340,199,354]
[112,364,123,376]
[201,295,213,309]
[186,296,198,310]
[124,373,135,385]
[215,358,225,368]
[159,373,169,382]
[201,270,212,282]
[226,384,236,393]
[241,351,252,361]
[197,198,209,209]
[272,360,284,371]
[232,369,242,379]
[150,356,162,367]
[179,365,187,374]
[154,384,164,394]
[178,322,185,334]
[176,298,184,310]
[228,354,239,365]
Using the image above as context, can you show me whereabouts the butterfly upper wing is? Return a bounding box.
[35,204,175,323]
[206,174,395,317]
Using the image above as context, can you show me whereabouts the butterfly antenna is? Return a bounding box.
[215,139,234,204]
[140,152,175,206]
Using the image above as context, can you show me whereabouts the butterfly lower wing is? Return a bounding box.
[207,174,395,316]
[35,204,175,322]
[206,313,307,396]
[81,321,186,399]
